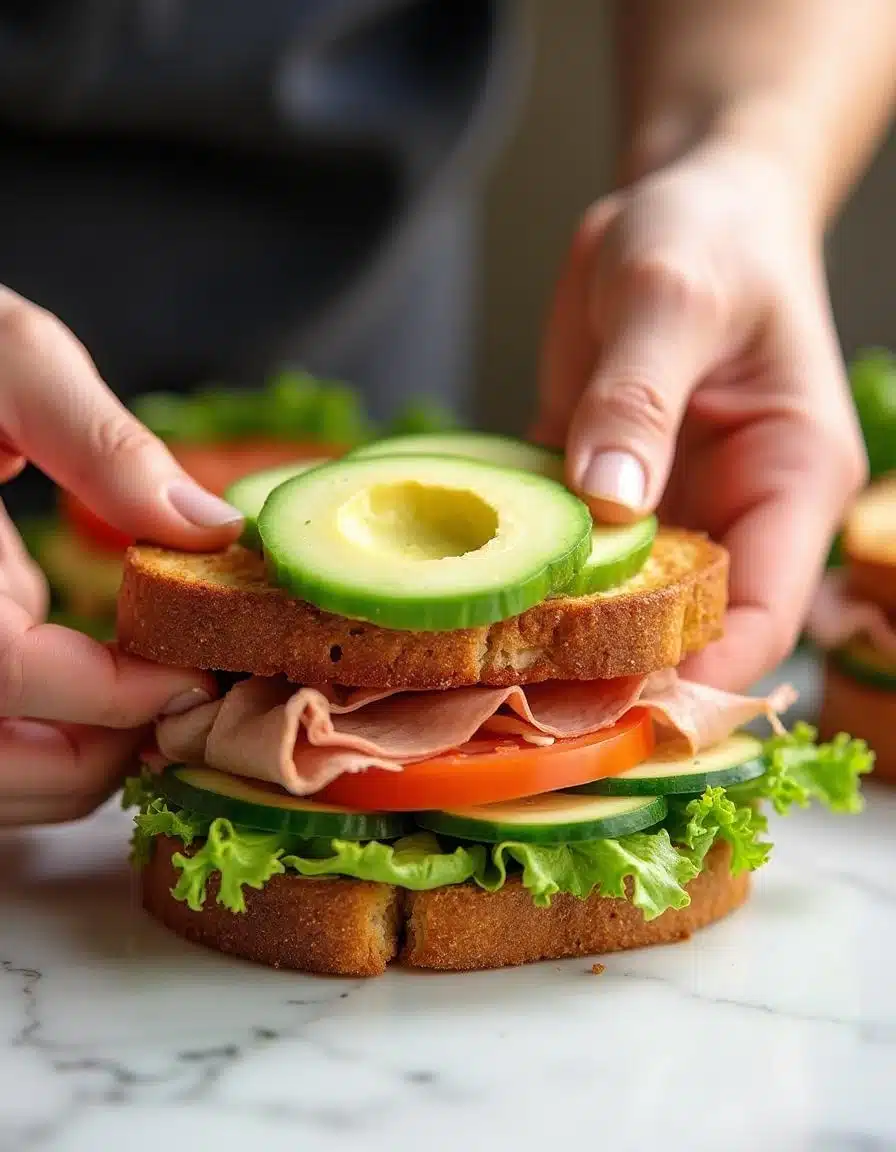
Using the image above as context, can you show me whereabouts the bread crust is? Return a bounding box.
[142,836,402,976]
[819,660,896,783]
[403,840,746,970]
[118,529,727,689]
[141,837,746,975]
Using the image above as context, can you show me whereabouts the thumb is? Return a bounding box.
[565,250,724,523]
[0,290,242,550]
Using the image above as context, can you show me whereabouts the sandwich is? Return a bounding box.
[119,432,872,976]
[30,371,450,636]
[810,473,896,781]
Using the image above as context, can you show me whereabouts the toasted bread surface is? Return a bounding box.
[403,841,745,970]
[142,836,401,976]
[118,529,727,689]
[819,661,896,783]
[141,838,745,976]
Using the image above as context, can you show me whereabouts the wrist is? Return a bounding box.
[620,94,827,231]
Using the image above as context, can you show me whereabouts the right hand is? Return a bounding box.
[0,288,244,827]
[535,142,867,691]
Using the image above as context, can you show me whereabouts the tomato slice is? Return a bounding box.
[61,438,346,553]
[317,708,654,812]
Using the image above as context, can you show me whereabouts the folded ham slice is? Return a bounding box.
[807,570,896,659]
[156,670,795,796]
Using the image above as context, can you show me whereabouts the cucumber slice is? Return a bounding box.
[351,432,565,484]
[417,793,665,844]
[569,733,766,796]
[831,639,896,691]
[155,764,412,840]
[258,454,591,631]
[224,460,326,550]
[558,516,657,597]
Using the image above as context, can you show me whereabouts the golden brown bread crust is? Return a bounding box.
[403,840,746,970]
[141,837,746,975]
[819,661,896,783]
[142,835,402,976]
[118,529,727,689]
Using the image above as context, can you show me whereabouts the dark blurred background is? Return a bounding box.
[0,0,892,510]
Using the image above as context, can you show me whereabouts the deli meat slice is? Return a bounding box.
[639,670,795,754]
[155,671,795,795]
[807,570,896,659]
[155,675,646,795]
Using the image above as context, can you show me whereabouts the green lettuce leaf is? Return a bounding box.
[124,784,701,920]
[123,770,208,864]
[283,832,485,889]
[485,830,698,919]
[728,725,874,815]
[131,800,209,866]
[666,787,771,875]
[172,820,287,913]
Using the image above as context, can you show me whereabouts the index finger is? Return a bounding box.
[0,289,241,549]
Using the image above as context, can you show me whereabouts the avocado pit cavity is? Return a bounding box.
[337,481,499,562]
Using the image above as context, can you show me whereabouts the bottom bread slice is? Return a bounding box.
[820,661,896,783]
[142,837,748,976]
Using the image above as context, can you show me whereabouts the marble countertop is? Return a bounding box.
[3,654,895,1152]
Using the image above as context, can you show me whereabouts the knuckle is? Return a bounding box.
[87,413,156,473]
[622,251,722,322]
[593,376,673,439]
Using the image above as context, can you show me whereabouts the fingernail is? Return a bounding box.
[580,451,646,510]
[166,480,243,528]
[160,688,213,717]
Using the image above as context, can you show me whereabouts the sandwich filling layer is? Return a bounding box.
[127,676,872,925]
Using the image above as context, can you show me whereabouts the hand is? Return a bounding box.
[536,142,867,690]
[0,288,243,826]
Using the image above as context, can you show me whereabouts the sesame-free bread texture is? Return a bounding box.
[142,836,746,976]
[118,529,727,689]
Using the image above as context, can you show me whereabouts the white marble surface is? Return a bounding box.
[3,655,896,1152]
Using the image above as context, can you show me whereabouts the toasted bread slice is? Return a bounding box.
[819,660,896,783]
[142,837,746,976]
[844,476,896,614]
[118,529,727,689]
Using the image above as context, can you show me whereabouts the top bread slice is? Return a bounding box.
[843,475,896,614]
[117,528,727,690]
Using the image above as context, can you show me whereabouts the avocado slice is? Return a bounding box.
[258,453,592,631]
